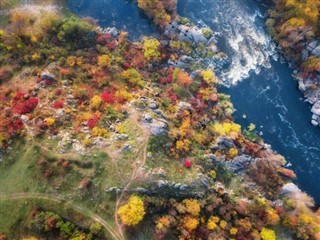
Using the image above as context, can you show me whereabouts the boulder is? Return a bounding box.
[306,41,318,52]
[20,115,29,123]
[311,119,318,126]
[72,141,85,155]
[204,154,217,161]
[149,101,158,110]
[41,72,55,82]
[150,119,168,136]
[224,155,252,173]
[217,137,234,149]
[93,137,111,148]
[119,143,131,153]
[178,101,192,112]
[113,133,129,141]
[311,101,320,116]
[143,114,153,123]
[190,28,207,43]
[282,183,301,195]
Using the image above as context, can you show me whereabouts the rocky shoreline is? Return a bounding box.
[294,40,320,127]
[266,1,320,128]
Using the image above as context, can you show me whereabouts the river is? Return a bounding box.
[67,0,320,206]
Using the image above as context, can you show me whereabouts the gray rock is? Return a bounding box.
[312,114,318,120]
[72,141,85,155]
[312,45,320,58]
[311,101,320,115]
[157,180,168,188]
[41,72,55,82]
[179,184,188,191]
[34,84,40,91]
[150,119,168,136]
[311,119,318,126]
[204,154,217,161]
[119,143,131,153]
[149,102,158,110]
[153,109,165,117]
[177,101,192,112]
[143,114,153,123]
[217,137,234,149]
[190,28,207,43]
[181,55,194,62]
[62,80,71,86]
[114,134,129,141]
[200,178,209,187]
[304,88,320,104]
[20,115,29,123]
[135,187,148,193]
[93,137,111,147]
[224,155,252,173]
[282,183,301,195]
[307,41,318,52]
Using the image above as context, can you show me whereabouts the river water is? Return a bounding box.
[67,0,320,205]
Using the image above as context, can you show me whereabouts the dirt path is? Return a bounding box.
[0,192,122,240]
[114,110,150,240]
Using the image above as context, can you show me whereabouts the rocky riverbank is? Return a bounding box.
[266,1,320,127]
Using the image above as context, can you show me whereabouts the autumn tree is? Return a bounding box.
[142,37,161,62]
[117,195,146,226]
[56,16,95,48]
[177,70,192,86]
[200,69,217,84]
[120,68,144,87]
[97,54,111,68]
[137,0,173,28]
[260,227,276,240]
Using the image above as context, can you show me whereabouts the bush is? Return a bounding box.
[56,16,95,48]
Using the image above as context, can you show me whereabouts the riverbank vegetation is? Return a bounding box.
[0,0,319,239]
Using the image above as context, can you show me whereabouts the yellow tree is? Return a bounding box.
[200,69,217,84]
[142,37,161,62]
[117,195,145,226]
[260,228,276,240]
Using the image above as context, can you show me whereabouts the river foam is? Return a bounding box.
[178,0,277,85]
[211,1,277,85]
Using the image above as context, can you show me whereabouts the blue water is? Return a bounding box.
[67,0,157,40]
[68,0,320,205]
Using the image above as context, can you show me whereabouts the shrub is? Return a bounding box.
[56,16,95,48]
[13,97,38,114]
[45,118,55,126]
[97,54,111,68]
[100,91,115,104]
[183,199,200,216]
[53,100,64,109]
[90,95,102,110]
[202,28,213,39]
[207,216,219,230]
[182,216,199,232]
[120,68,144,87]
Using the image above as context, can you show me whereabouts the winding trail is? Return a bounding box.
[114,110,150,240]
[0,192,122,240]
